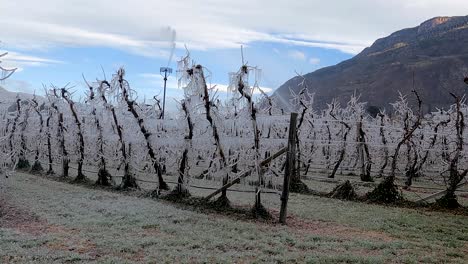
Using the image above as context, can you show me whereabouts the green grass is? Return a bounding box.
[0,172,467,263]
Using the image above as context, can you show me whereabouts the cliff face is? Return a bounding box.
[275,16,468,112]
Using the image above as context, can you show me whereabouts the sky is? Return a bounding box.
[1,0,468,110]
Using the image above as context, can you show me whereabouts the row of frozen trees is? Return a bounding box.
[0,52,467,208]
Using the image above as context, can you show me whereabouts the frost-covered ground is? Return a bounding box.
[1,173,467,263]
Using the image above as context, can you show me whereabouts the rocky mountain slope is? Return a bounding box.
[275,16,468,112]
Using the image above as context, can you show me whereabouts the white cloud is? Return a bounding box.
[6,52,62,65]
[1,79,35,94]
[211,83,273,94]
[309,57,320,65]
[139,73,179,90]
[140,73,272,94]
[2,0,468,56]
[288,50,306,61]
[0,51,62,73]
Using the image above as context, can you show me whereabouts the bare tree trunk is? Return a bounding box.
[236,65,266,216]
[94,108,111,186]
[196,65,230,204]
[324,123,331,169]
[57,112,69,178]
[98,81,137,189]
[329,125,350,178]
[404,142,417,188]
[8,98,21,167]
[48,92,68,177]
[378,113,389,177]
[17,101,31,170]
[86,83,111,186]
[304,121,316,176]
[290,92,311,193]
[30,98,44,174]
[329,104,351,179]
[45,109,54,174]
[115,69,167,190]
[61,89,86,182]
[357,117,373,182]
[175,100,193,196]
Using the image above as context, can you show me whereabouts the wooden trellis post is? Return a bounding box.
[280,112,298,224]
[415,182,468,204]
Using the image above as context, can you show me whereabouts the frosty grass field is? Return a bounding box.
[1,172,467,263]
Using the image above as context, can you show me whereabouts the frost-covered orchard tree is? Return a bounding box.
[403,112,448,189]
[60,87,87,182]
[178,53,232,205]
[356,115,372,181]
[377,111,390,177]
[47,88,69,178]
[29,96,45,174]
[319,106,333,170]
[289,83,313,193]
[44,102,55,175]
[111,68,168,190]
[83,78,112,186]
[230,61,270,216]
[175,99,194,196]
[0,49,17,173]
[368,91,422,203]
[7,98,22,169]
[96,79,138,189]
[327,99,351,179]
[0,110,11,175]
[9,97,31,171]
[436,93,468,208]
[346,94,372,182]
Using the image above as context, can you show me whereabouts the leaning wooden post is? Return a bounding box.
[204,147,287,201]
[280,112,298,224]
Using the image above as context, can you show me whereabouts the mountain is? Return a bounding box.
[0,86,38,112]
[0,86,35,102]
[274,16,468,112]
